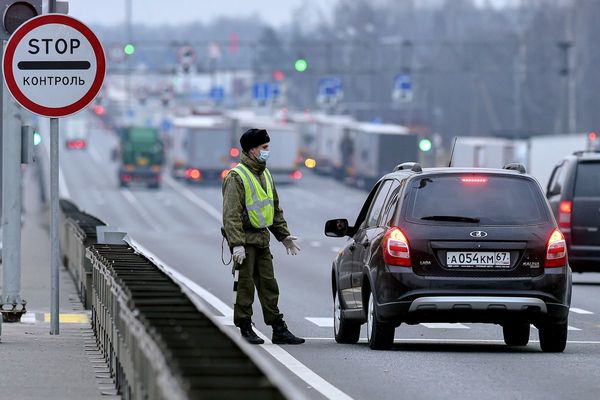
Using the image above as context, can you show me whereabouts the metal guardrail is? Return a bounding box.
[60,199,105,308]
[59,200,295,400]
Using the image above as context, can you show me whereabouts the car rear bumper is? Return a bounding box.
[373,266,571,325]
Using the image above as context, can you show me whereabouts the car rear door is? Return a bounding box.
[571,161,600,246]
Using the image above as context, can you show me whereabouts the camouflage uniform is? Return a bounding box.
[222,152,290,326]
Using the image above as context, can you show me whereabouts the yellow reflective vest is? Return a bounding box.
[231,163,275,228]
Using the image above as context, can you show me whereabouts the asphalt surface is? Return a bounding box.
[52,111,600,400]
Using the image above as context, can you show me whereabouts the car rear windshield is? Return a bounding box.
[405,174,548,225]
[574,162,600,197]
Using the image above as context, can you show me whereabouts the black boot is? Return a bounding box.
[272,320,305,345]
[239,320,264,345]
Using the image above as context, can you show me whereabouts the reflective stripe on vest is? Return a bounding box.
[232,164,275,229]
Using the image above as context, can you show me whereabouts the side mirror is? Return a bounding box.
[547,183,561,197]
[325,219,349,237]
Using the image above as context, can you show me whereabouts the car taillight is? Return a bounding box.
[558,200,572,233]
[383,227,411,267]
[186,168,201,180]
[290,170,303,180]
[545,228,567,268]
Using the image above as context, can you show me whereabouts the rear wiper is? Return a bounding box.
[420,215,480,223]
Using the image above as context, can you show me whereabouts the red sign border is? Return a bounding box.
[3,14,106,118]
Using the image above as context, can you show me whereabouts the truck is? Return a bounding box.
[63,117,89,150]
[527,133,593,189]
[117,127,164,188]
[347,122,418,189]
[450,137,528,169]
[227,112,302,183]
[170,115,235,183]
[311,114,355,178]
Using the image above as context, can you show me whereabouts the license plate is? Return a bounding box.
[446,252,510,268]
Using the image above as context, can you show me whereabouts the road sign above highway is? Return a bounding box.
[2,14,106,117]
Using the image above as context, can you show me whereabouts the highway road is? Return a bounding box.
[51,112,600,400]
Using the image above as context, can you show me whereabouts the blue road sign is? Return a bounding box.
[394,74,412,91]
[319,77,342,96]
[210,86,225,101]
[252,83,279,101]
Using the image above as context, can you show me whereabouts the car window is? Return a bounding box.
[364,180,393,228]
[353,181,382,231]
[574,162,600,197]
[547,163,566,194]
[379,180,402,227]
[405,174,548,225]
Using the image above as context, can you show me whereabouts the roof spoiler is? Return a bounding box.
[502,163,526,173]
[393,162,422,173]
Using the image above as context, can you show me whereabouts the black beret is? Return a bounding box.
[240,128,270,152]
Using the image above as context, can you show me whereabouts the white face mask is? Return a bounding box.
[258,150,270,162]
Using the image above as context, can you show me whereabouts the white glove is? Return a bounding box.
[232,246,246,264]
[282,236,301,255]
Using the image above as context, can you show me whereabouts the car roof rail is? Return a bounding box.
[393,162,422,173]
[502,163,526,173]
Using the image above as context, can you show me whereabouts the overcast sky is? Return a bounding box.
[67,0,337,27]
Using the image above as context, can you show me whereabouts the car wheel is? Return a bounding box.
[539,322,568,353]
[333,290,361,344]
[502,323,530,346]
[366,291,395,350]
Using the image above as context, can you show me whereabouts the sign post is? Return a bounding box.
[2,14,105,334]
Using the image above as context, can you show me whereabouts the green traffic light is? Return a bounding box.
[33,131,41,146]
[419,138,432,152]
[124,43,135,55]
[294,58,308,72]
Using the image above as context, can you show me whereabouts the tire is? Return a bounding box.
[502,323,530,346]
[539,322,568,353]
[366,291,395,350]
[333,290,361,344]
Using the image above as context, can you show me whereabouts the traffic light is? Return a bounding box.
[124,43,135,56]
[272,69,285,81]
[33,130,41,146]
[1,1,42,39]
[294,58,308,73]
[419,138,432,152]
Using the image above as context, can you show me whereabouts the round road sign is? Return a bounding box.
[2,14,106,117]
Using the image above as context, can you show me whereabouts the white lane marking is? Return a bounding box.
[89,147,103,164]
[21,313,36,324]
[130,239,353,400]
[420,323,470,329]
[309,241,322,248]
[302,338,600,345]
[214,316,235,326]
[120,189,161,231]
[531,325,581,332]
[164,176,222,222]
[571,307,594,315]
[306,317,334,327]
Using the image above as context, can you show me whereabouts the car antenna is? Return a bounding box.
[448,137,458,167]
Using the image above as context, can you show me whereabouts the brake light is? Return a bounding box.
[186,168,201,181]
[230,148,240,157]
[545,228,567,268]
[290,170,303,180]
[383,227,411,267]
[220,169,230,180]
[558,200,572,233]
[461,177,488,184]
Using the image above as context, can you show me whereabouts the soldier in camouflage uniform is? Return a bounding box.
[222,128,305,345]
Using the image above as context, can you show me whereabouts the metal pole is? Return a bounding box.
[1,39,25,323]
[50,118,59,334]
[49,0,57,13]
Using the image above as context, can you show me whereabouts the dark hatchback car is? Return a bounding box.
[325,163,572,352]
[546,150,600,272]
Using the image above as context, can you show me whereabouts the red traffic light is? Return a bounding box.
[272,70,285,81]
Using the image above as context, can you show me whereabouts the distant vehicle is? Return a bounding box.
[310,114,355,177]
[117,127,164,188]
[171,115,234,183]
[546,150,600,272]
[528,133,594,189]
[347,122,418,189]
[325,162,571,352]
[450,137,528,169]
[227,112,302,183]
[63,118,89,150]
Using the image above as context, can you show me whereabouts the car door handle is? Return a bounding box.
[349,244,356,252]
